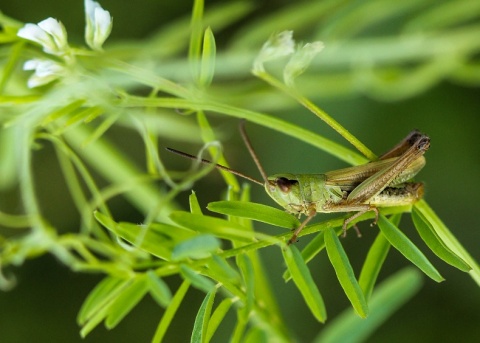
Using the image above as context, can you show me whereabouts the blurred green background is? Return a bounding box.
[1,0,479,342]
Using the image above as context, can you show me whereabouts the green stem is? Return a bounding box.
[119,95,369,166]
[255,71,377,160]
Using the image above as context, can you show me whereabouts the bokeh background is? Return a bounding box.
[1,0,479,342]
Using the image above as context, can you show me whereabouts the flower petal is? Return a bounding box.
[17,23,53,48]
[85,0,112,50]
[37,18,68,53]
[253,31,295,74]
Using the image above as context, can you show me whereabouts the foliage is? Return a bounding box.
[1,0,479,342]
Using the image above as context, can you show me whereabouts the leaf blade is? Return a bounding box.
[412,206,470,272]
[152,280,191,343]
[313,267,423,343]
[282,245,327,322]
[377,214,444,282]
[325,228,368,318]
[191,289,216,343]
[105,275,149,329]
[207,201,300,229]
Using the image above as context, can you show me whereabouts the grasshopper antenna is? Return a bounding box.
[239,120,269,184]
[165,147,264,186]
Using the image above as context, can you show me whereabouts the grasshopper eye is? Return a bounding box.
[276,177,298,193]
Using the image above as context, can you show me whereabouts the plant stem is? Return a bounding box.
[254,71,377,160]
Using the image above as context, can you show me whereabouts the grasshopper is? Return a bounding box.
[167,121,430,245]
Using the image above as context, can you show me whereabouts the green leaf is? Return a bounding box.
[190,191,203,215]
[358,231,391,302]
[147,270,172,308]
[207,255,241,285]
[412,206,471,272]
[313,267,423,343]
[206,298,234,342]
[199,27,216,88]
[152,280,190,343]
[208,201,300,229]
[181,265,216,293]
[377,214,444,282]
[172,234,222,261]
[95,211,174,260]
[236,254,255,320]
[77,276,125,326]
[105,275,149,329]
[282,245,327,322]
[189,0,204,83]
[244,327,269,343]
[191,289,216,343]
[283,223,344,282]
[170,211,258,243]
[414,200,480,286]
[358,213,400,301]
[79,277,133,337]
[325,228,368,318]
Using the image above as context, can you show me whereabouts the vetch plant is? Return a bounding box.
[1,0,479,342]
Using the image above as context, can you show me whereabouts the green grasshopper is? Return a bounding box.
[167,121,430,245]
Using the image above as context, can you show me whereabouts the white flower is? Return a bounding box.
[284,41,324,86]
[23,59,66,88]
[85,0,112,51]
[253,31,295,74]
[17,18,69,55]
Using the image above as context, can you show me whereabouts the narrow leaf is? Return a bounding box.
[206,298,234,342]
[191,289,216,343]
[147,270,172,307]
[199,27,216,87]
[77,276,125,325]
[314,267,423,343]
[190,191,203,215]
[377,215,444,282]
[414,200,480,286]
[325,228,368,318]
[358,231,391,302]
[208,201,300,229]
[172,234,221,261]
[180,265,216,293]
[152,280,190,343]
[244,328,269,343]
[95,211,174,260]
[412,206,470,272]
[170,211,258,243]
[236,254,255,319]
[189,0,204,82]
[207,255,241,286]
[358,213,399,301]
[105,275,149,329]
[282,245,327,322]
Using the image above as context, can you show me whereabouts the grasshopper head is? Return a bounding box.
[265,174,304,214]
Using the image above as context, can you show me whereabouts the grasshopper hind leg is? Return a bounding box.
[342,206,380,237]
